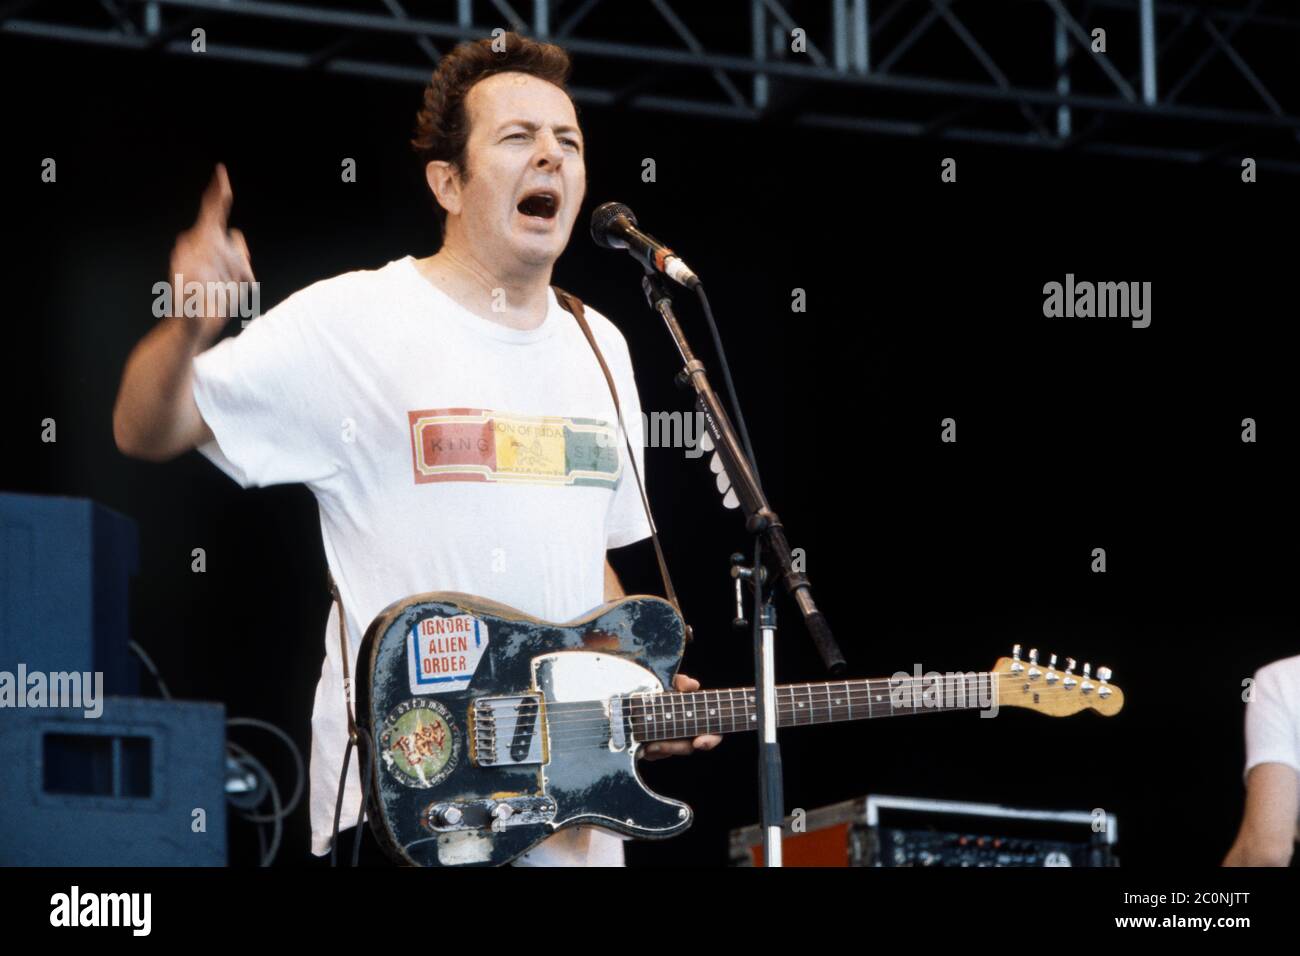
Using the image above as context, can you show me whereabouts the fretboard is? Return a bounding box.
[627,674,999,742]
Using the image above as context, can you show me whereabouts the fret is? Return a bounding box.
[824,682,833,725]
[845,680,854,722]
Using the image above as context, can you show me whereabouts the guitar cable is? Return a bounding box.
[129,639,306,866]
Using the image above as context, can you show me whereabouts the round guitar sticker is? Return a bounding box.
[380,699,460,789]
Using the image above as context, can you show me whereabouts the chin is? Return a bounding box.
[512,237,566,268]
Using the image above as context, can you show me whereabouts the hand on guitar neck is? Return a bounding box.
[638,673,723,761]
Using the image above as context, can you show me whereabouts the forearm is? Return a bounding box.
[113,315,213,461]
[1223,833,1293,867]
[603,559,625,601]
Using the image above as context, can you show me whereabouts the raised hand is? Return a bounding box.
[167,163,255,342]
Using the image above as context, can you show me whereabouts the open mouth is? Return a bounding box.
[516,190,559,220]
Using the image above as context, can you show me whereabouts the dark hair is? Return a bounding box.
[411,31,574,230]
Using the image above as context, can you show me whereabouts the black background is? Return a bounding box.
[2,8,1296,870]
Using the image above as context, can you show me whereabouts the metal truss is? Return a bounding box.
[4,0,1298,172]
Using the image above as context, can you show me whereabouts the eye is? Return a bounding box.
[561,138,580,150]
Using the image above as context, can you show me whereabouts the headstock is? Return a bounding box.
[991,645,1124,717]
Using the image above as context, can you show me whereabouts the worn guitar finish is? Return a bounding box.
[356,591,691,867]
[357,592,1125,867]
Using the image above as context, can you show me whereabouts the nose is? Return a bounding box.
[533,130,565,170]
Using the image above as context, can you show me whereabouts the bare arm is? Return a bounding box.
[113,164,253,461]
[1223,763,1298,866]
[603,557,624,601]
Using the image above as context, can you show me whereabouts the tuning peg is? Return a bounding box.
[1097,666,1113,699]
[1080,662,1095,695]
[1062,657,1078,690]
[1027,648,1041,680]
[1010,645,1024,675]
[1045,653,1059,684]
[1028,648,1039,664]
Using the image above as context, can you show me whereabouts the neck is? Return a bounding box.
[628,674,1000,741]
[419,235,553,330]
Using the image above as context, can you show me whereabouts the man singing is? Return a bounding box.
[113,31,719,866]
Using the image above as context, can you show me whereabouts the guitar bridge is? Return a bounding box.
[472,694,548,767]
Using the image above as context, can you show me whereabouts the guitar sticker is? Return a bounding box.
[380,699,461,789]
[408,613,489,696]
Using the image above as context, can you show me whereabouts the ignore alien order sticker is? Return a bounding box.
[408,612,489,696]
[380,698,460,789]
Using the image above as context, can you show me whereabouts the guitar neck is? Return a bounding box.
[631,674,999,742]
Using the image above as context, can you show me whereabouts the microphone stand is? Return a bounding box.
[638,269,846,868]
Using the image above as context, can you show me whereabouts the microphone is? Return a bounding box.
[590,202,700,290]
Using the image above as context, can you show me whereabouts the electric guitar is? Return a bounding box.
[355,592,1124,866]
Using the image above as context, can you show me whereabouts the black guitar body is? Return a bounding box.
[356,592,692,866]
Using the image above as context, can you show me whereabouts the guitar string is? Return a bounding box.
[509,704,1022,757]
[448,679,1114,750]
[461,673,1087,711]
[463,683,1110,735]
[381,679,1112,763]
[461,674,1111,729]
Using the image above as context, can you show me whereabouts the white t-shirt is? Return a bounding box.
[191,255,652,864]
[1243,655,1300,837]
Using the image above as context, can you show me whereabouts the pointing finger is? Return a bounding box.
[198,163,233,230]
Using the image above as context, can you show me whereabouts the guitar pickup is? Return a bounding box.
[472,694,548,767]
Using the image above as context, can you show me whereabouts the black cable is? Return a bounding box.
[351,733,369,866]
[225,740,283,866]
[127,640,173,699]
[693,283,764,495]
[329,739,355,867]
[226,717,305,822]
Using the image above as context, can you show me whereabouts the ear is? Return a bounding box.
[425,160,464,218]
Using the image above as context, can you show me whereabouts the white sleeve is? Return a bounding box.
[603,334,653,550]
[191,281,344,490]
[1243,660,1300,782]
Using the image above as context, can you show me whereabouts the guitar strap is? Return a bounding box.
[552,285,690,640]
[326,285,690,861]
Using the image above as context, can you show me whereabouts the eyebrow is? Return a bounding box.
[496,120,583,139]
